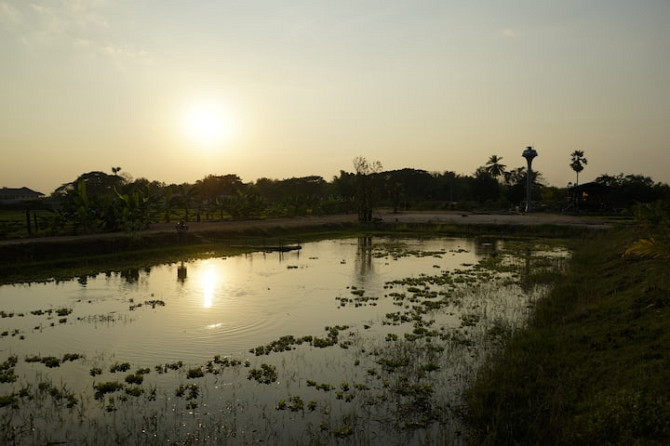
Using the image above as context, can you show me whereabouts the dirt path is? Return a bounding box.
[377,210,612,228]
[0,210,611,248]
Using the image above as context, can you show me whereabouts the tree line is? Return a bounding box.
[6,154,670,236]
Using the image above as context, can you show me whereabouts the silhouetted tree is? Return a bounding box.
[485,155,507,180]
[353,156,383,222]
[596,173,670,207]
[175,184,199,222]
[471,167,501,204]
[115,184,154,233]
[570,150,588,186]
[196,174,244,203]
[387,179,403,213]
[504,167,544,208]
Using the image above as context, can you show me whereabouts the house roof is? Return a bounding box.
[0,187,45,198]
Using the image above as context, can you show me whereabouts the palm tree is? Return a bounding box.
[570,150,588,186]
[485,155,507,180]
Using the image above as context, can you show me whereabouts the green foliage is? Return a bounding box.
[465,227,670,445]
[186,367,204,379]
[175,384,199,400]
[124,373,144,385]
[624,201,670,260]
[0,355,18,383]
[4,162,669,242]
[247,363,278,384]
[93,381,124,400]
[109,362,131,373]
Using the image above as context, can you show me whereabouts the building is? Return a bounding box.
[567,182,611,211]
[0,187,45,203]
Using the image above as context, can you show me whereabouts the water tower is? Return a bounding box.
[522,146,538,212]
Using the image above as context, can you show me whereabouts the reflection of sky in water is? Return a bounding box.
[0,237,501,366]
[0,236,569,444]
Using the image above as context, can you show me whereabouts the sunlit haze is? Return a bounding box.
[1,1,669,194]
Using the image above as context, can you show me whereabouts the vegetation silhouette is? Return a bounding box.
[2,155,670,239]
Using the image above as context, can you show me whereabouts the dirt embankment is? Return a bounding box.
[0,211,611,266]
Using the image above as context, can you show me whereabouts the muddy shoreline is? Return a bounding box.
[0,210,611,268]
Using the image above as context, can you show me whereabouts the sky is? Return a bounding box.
[1,0,669,195]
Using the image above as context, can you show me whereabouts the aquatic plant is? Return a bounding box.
[0,394,18,408]
[155,361,183,373]
[124,373,144,385]
[62,353,82,362]
[41,356,61,368]
[55,307,73,317]
[186,367,204,379]
[175,384,199,400]
[247,364,278,384]
[93,381,123,400]
[124,386,144,397]
[110,362,131,373]
[0,355,18,383]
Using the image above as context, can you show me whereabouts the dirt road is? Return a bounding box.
[0,210,611,248]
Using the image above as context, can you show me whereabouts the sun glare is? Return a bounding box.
[201,265,218,308]
[181,101,235,149]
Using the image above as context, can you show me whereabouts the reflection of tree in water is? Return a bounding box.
[120,268,140,284]
[177,262,187,283]
[521,244,533,292]
[356,236,374,278]
[474,238,500,256]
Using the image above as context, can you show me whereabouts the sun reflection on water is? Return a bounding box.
[201,264,219,308]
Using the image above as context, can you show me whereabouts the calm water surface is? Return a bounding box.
[0,236,568,445]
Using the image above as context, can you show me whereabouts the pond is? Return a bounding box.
[0,236,568,445]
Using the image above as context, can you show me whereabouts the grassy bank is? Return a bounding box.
[0,220,359,284]
[465,226,670,445]
[0,219,591,285]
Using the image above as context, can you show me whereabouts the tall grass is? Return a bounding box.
[465,226,670,445]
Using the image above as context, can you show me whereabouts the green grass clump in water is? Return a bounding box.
[247,364,278,384]
[93,381,123,400]
[465,227,670,445]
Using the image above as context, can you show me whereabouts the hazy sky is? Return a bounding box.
[1,1,669,194]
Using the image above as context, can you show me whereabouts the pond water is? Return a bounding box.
[0,236,568,445]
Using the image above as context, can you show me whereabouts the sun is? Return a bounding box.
[181,101,234,149]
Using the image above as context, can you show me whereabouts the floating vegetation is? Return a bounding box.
[109,362,131,373]
[62,353,82,362]
[93,381,124,400]
[247,363,278,384]
[186,367,204,379]
[144,299,165,309]
[250,334,312,356]
[124,373,144,385]
[0,355,18,383]
[155,361,183,374]
[249,326,351,355]
[55,307,73,317]
[175,384,199,400]
[287,395,304,411]
[124,385,144,397]
[39,356,61,368]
